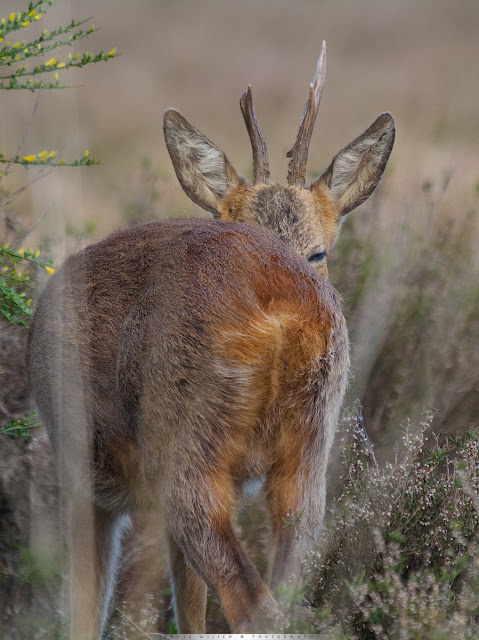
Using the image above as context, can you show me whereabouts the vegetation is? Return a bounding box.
[1,245,53,327]
[302,409,479,638]
[0,3,116,638]
[1,0,116,439]
[0,0,478,638]
[331,176,479,448]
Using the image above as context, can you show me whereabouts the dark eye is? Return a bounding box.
[308,250,327,263]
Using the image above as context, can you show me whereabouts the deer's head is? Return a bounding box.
[164,43,395,279]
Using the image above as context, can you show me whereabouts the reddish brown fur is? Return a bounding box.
[28,220,348,634]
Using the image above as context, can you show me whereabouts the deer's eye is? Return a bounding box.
[308,249,327,263]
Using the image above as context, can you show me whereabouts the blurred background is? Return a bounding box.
[0,0,478,635]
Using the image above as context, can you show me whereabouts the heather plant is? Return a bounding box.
[305,407,479,639]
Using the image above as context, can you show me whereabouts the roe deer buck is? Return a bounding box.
[27,42,395,636]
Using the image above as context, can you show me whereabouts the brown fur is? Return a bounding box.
[28,76,394,637]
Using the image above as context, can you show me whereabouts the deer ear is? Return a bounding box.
[163,109,244,217]
[312,113,395,217]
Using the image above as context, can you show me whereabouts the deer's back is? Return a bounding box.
[27,219,348,510]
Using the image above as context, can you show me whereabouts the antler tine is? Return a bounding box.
[286,41,327,187]
[240,85,270,184]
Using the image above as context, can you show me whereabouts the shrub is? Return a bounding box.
[306,407,479,639]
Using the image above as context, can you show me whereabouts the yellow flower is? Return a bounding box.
[13,42,20,48]
[35,250,40,257]
[57,62,65,69]
[21,20,30,27]
[45,58,56,67]
[108,48,117,57]
[22,155,36,162]
[58,159,65,165]
[9,12,16,22]
[0,38,3,44]
[38,150,48,161]
[2,266,8,272]
[28,9,36,18]
[18,248,24,254]
[84,150,90,158]
[34,13,42,21]
[49,151,56,159]
[54,72,59,82]
[45,266,55,276]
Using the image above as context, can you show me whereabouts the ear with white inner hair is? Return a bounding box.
[163,109,244,217]
[312,112,395,217]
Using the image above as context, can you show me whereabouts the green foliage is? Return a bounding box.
[0,148,99,171]
[1,409,42,438]
[0,244,54,325]
[166,619,178,634]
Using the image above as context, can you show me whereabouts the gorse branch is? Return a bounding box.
[0,0,118,92]
[0,245,54,326]
[1,409,42,439]
[0,0,116,178]
[0,2,115,336]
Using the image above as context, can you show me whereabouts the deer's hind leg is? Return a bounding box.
[265,456,316,592]
[264,408,328,591]
[167,534,208,633]
[165,471,279,633]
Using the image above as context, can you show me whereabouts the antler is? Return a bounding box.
[286,41,327,187]
[240,85,270,184]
